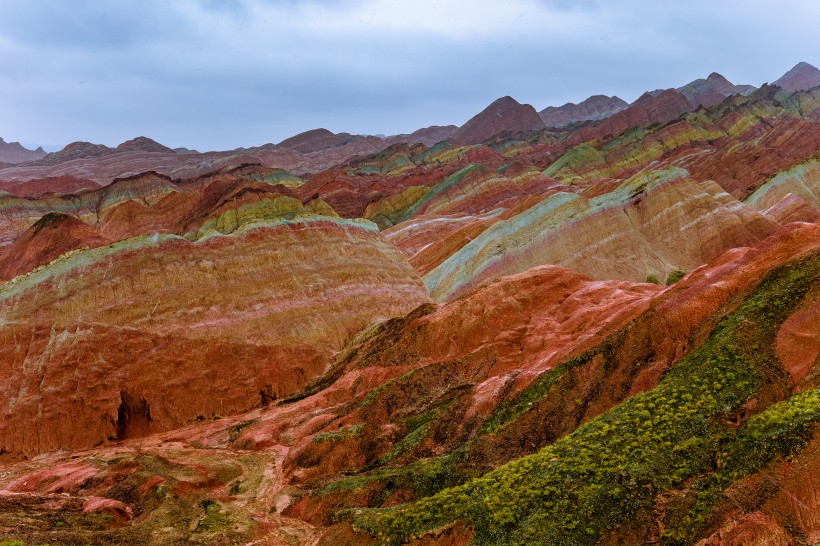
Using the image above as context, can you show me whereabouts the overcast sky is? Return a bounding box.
[1,0,818,151]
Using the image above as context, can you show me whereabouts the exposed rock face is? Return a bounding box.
[39,140,113,163]
[677,72,755,108]
[424,168,777,301]
[745,155,820,222]
[773,61,820,92]
[387,125,459,146]
[115,136,174,154]
[697,435,820,545]
[0,222,816,545]
[538,95,628,128]
[0,174,100,197]
[0,138,46,164]
[0,63,817,546]
[0,219,430,457]
[277,128,355,153]
[0,169,303,249]
[571,89,693,143]
[0,213,111,281]
[452,96,546,144]
[0,136,393,186]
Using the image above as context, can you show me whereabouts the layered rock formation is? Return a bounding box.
[570,88,694,144]
[773,61,820,92]
[0,62,818,546]
[0,138,46,164]
[277,128,367,154]
[538,95,628,128]
[424,168,777,301]
[0,223,816,545]
[677,72,755,108]
[452,96,546,144]
[0,217,429,457]
[0,213,111,282]
[386,125,458,146]
[0,174,100,197]
[745,155,820,223]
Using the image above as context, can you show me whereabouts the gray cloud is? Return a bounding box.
[0,0,818,150]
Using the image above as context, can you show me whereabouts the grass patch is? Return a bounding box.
[194,499,231,533]
[350,255,820,545]
[666,269,687,285]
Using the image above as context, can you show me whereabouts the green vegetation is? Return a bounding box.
[312,424,364,444]
[351,256,820,545]
[319,448,473,504]
[663,389,820,543]
[194,498,232,533]
[481,363,569,435]
[665,268,687,285]
[644,273,661,284]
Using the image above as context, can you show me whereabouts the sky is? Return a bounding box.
[1,0,818,152]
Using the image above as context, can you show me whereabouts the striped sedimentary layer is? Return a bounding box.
[424,167,777,301]
[0,172,179,247]
[0,217,430,457]
[745,154,820,223]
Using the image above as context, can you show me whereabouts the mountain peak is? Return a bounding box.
[490,95,522,107]
[115,136,173,153]
[706,72,730,83]
[452,96,545,144]
[677,72,754,108]
[773,61,820,92]
[0,136,48,164]
[277,128,354,154]
[539,95,628,128]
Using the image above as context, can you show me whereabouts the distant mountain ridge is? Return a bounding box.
[452,95,546,144]
[539,95,628,128]
[676,71,755,108]
[2,61,817,185]
[773,61,820,92]
[0,138,46,164]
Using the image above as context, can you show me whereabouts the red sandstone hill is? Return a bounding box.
[0,213,111,281]
[386,124,459,146]
[0,138,46,164]
[677,72,755,108]
[0,223,816,545]
[452,96,546,144]
[773,61,820,92]
[0,63,817,546]
[277,128,360,153]
[0,174,100,197]
[538,94,628,128]
[571,88,694,143]
[115,136,175,154]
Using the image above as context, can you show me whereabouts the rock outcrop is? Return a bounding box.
[0,218,430,457]
[0,62,818,546]
[0,213,111,282]
[745,155,820,223]
[0,138,46,164]
[677,72,755,108]
[538,95,628,128]
[452,96,546,144]
[0,174,100,197]
[773,61,820,92]
[424,168,777,301]
[571,88,694,144]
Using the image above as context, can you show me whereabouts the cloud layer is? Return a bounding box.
[1,0,818,150]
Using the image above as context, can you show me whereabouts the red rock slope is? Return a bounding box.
[0,217,430,458]
[452,96,546,144]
